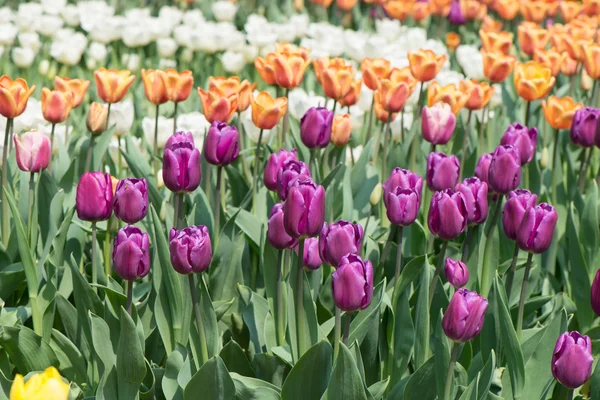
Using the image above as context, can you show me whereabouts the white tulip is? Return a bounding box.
[290,14,309,38]
[37,15,64,37]
[241,108,274,144]
[13,98,44,134]
[344,31,367,62]
[0,7,13,24]
[122,24,152,48]
[0,24,17,46]
[86,57,97,70]
[435,70,465,87]
[241,44,258,64]
[221,51,246,74]
[157,38,178,58]
[125,8,151,20]
[18,32,41,52]
[182,9,205,26]
[215,24,245,51]
[38,59,50,76]
[42,0,66,15]
[12,47,35,68]
[363,35,387,59]
[109,136,142,167]
[18,3,43,17]
[357,84,373,112]
[181,47,194,63]
[246,30,277,48]
[87,16,123,44]
[174,25,192,47]
[158,6,183,26]
[212,1,238,22]
[143,115,174,150]
[456,45,485,80]
[345,145,363,167]
[122,53,141,71]
[272,23,296,43]
[61,4,80,26]
[78,0,114,33]
[159,58,177,69]
[176,112,210,147]
[150,17,174,40]
[375,19,402,43]
[0,46,5,59]
[288,88,327,121]
[390,111,414,141]
[88,41,107,62]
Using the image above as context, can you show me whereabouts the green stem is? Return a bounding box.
[365,97,375,144]
[189,274,209,366]
[479,105,488,153]
[394,226,404,287]
[215,167,222,241]
[64,116,70,145]
[381,225,398,268]
[48,123,56,174]
[443,342,463,400]
[416,82,425,117]
[153,104,160,176]
[27,173,35,245]
[461,226,472,263]
[566,388,574,400]
[282,89,290,147]
[334,306,341,359]
[275,250,286,346]
[372,122,386,165]
[460,110,472,179]
[578,146,593,192]
[126,280,133,316]
[428,241,449,307]
[85,135,95,173]
[591,79,599,107]
[173,102,178,135]
[175,193,185,229]
[524,101,531,127]
[92,222,97,294]
[505,242,520,300]
[1,118,12,247]
[117,135,122,178]
[104,217,112,279]
[343,312,351,345]
[237,111,251,181]
[516,252,534,339]
[551,129,560,206]
[252,129,264,215]
[481,196,503,298]
[381,114,392,180]
[295,237,306,360]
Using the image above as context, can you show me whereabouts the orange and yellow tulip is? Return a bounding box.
[86,102,108,135]
[533,49,567,77]
[430,0,453,16]
[374,93,398,122]
[446,32,461,51]
[255,48,311,89]
[54,76,90,108]
[10,367,70,400]
[238,80,257,112]
[321,61,356,100]
[560,55,579,76]
[517,22,550,56]
[479,30,513,55]
[583,0,600,16]
[462,0,487,20]
[427,82,469,115]
[542,95,583,129]
[94,68,135,104]
[562,36,589,61]
[411,1,431,20]
[339,79,362,107]
[336,0,359,10]
[549,32,570,53]
[481,50,516,83]
[141,69,168,105]
[311,0,334,6]
[493,0,520,20]
[209,76,257,112]
[41,88,73,124]
[459,80,495,110]
[377,67,417,112]
[408,49,446,82]
[197,86,238,123]
[520,0,548,22]
[163,69,194,103]
[582,43,600,79]
[331,114,352,147]
[361,58,392,90]
[559,1,582,23]
[513,61,556,101]
[384,0,415,20]
[0,76,35,119]
[251,91,288,130]
[480,16,503,33]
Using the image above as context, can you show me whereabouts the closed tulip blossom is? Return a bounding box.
[552,332,594,389]
[113,226,150,280]
[283,177,325,238]
[442,288,488,342]
[204,121,239,166]
[422,103,456,145]
[571,107,600,147]
[319,221,363,266]
[488,145,521,194]
[517,203,558,253]
[41,88,73,124]
[13,130,51,172]
[301,237,323,270]
[10,367,70,400]
[162,131,202,193]
[141,69,168,105]
[455,177,488,225]
[428,189,468,240]
[445,258,469,288]
[385,187,421,226]
[502,189,537,240]
[591,269,600,316]
[448,0,466,24]
[0,76,36,119]
[300,107,333,149]
[277,159,312,200]
[427,152,460,191]
[251,91,288,130]
[76,172,113,222]
[54,76,90,108]
[163,69,194,103]
[332,254,374,312]
[500,123,538,165]
[331,114,352,147]
[86,102,108,135]
[264,149,298,191]
[268,203,298,250]
[94,68,135,104]
[474,152,493,185]
[408,49,447,82]
[198,86,238,124]
[113,178,148,224]
[169,226,213,274]
[383,167,424,203]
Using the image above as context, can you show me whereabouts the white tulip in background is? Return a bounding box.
[125,7,151,20]
[221,51,246,74]
[12,47,35,68]
[159,6,183,26]
[357,84,374,112]
[241,45,258,64]
[50,32,87,66]
[390,110,414,141]
[177,112,210,147]
[375,19,403,43]
[344,30,367,62]
[0,7,13,23]
[212,1,238,22]
[364,35,388,59]
[348,105,365,133]
[288,88,328,121]
[109,136,142,168]
[174,25,192,48]
[159,58,177,69]
[41,0,67,15]
[289,14,309,38]
[241,108,274,144]
[61,4,80,26]
[108,99,135,137]
[345,145,363,166]
[13,98,45,134]
[157,38,178,58]
[18,32,41,52]
[436,70,466,86]
[272,23,296,43]
[78,0,114,33]
[0,24,17,46]
[143,115,175,150]
[36,15,65,37]
[86,58,97,70]
[38,59,50,76]
[122,24,152,48]
[181,48,194,63]
[182,9,205,27]
[88,42,107,63]
[122,53,141,71]
[456,45,485,80]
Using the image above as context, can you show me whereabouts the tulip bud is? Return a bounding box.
[500,123,538,165]
[442,288,488,342]
[427,152,460,191]
[264,149,298,191]
[301,237,322,270]
[540,147,549,169]
[591,269,600,316]
[204,121,239,166]
[113,178,149,224]
[516,203,558,253]
[383,167,424,202]
[552,331,594,389]
[332,254,374,312]
[502,189,537,240]
[113,226,150,280]
[268,203,298,250]
[428,189,468,240]
[455,177,488,225]
[331,114,352,147]
[474,152,493,185]
[76,172,113,222]
[422,103,456,145]
[385,188,421,226]
[283,177,326,238]
[13,130,51,173]
[319,221,363,267]
[449,0,467,25]
[370,183,382,206]
[570,107,600,147]
[162,131,202,193]
[300,107,334,149]
[445,258,469,288]
[277,159,312,200]
[86,102,108,135]
[41,88,73,124]
[169,226,213,274]
[488,145,521,194]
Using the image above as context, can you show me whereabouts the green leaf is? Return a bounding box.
[90,313,118,399]
[117,308,146,399]
[49,329,87,385]
[281,341,333,400]
[591,359,600,399]
[350,139,374,194]
[388,289,414,383]
[231,373,281,400]
[220,340,255,377]
[414,259,430,369]
[404,356,437,400]
[48,206,75,268]
[238,285,273,354]
[229,207,264,247]
[0,326,59,374]
[189,276,220,365]
[347,280,384,346]
[184,356,236,400]
[162,344,186,400]
[323,343,368,400]
[92,126,116,171]
[367,378,389,400]
[581,180,599,266]
[394,255,426,298]
[433,310,451,400]
[120,145,162,209]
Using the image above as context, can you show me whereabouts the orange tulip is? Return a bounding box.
[517,22,550,56]
[384,0,415,20]
[86,102,108,136]
[560,55,579,76]
[568,23,596,42]
[94,68,135,104]
[361,58,392,90]
[374,93,398,122]
[364,0,389,3]
[462,0,487,20]
[562,36,588,61]
[209,76,258,111]
[430,0,453,16]
[331,114,352,147]
[377,68,417,113]
[321,61,356,100]
[582,43,600,79]
[542,95,583,129]
[533,49,567,77]
[251,91,288,130]
[141,69,168,106]
[513,61,556,101]
[54,76,90,108]
[255,49,311,89]
[311,0,334,6]
[559,1,582,22]
[583,0,600,16]
[339,79,362,107]
[0,76,36,119]
[41,88,73,124]
[479,30,513,55]
[446,32,461,51]
[427,82,469,115]
[550,32,570,53]
[480,16,503,33]
[520,0,548,22]
[336,0,359,10]
[197,86,238,123]
[163,69,194,103]
[493,0,520,20]
[459,80,495,110]
[481,50,517,83]
[237,80,257,112]
[549,22,569,36]
[411,1,431,20]
[408,49,446,82]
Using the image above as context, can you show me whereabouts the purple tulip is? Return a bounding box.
[385,187,420,226]
[162,131,202,193]
[300,237,322,270]
[169,225,212,274]
[332,254,374,312]
[319,221,363,267]
[112,226,150,280]
[113,178,148,224]
[277,159,312,200]
[442,288,488,342]
[516,203,558,253]
[488,145,521,194]
[591,269,600,316]
[570,107,600,147]
[284,177,325,238]
[445,258,469,288]
[448,0,466,25]
[502,189,537,240]
[383,167,424,203]
[428,189,468,241]
[474,152,493,186]
[204,121,239,166]
[300,107,334,149]
[427,152,460,191]
[552,331,593,389]
[422,103,456,145]
[268,203,298,250]
[500,123,538,165]
[76,172,113,222]
[455,177,488,225]
[264,149,298,191]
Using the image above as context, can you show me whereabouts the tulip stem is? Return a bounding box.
[252,129,264,215]
[381,225,398,269]
[1,118,13,247]
[578,146,594,192]
[117,136,122,178]
[91,222,97,294]
[381,115,392,181]
[126,280,133,316]
[173,102,178,135]
[237,111,251,181]
[416,82,425,118]
[189,274,209,367]
[275,250,286,347]
[365,97,375,144]
[153,104,160,176]
[85,135,95,173]
[48,124,56,174]
[27,172,35,245]
[516,252,534,339]
[460,110,472,179]
[478,105,488,153]
[551,128,560,206]
[428,240,449,307]
[443,342,463,400]
[372,121,387,165]
[282,89,290,147]
[295,237,306,361]
[65,116,70,145]
[524,101,531,128]
[333,306,341,360]
[505,243,520,300]
[394,226,404,286]
[566,388,574,400]
[343,312,351,345]
[215,167,222,241]
[461,226,472,263]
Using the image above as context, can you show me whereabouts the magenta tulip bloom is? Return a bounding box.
[516,203,558,253]
[488,145,521,194]
[448,0,466,24]
[332,254,374,312]
[204,121,239,166]
[444,258,469,288]
[442,288,488,342]
[385,187,420,226]
[13,130,51,172]
[113,178,148,224]
[500,123,538,164]
[319,221,363,267]
[113,226,150,280]
[383,167,424,203]
[455,177,488,225]
[300,107,333,149]
[428,189,468,241]
[283,177,325,238]
[162,131,202,193]
[268,203,298,250]
[169,225,212,274]
[591,269,600,316]
[264,149,297,191]
[474,152,493,186]
[552,331,593,389]
[502,189,537,241]
[76,172,113,222]
[422,103,456,145]
[427,152,460,191]
[300,237,322,270]
[571,107,600,147]
[277,159,312,200]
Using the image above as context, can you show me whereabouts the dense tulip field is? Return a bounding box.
[3,0,600,398]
